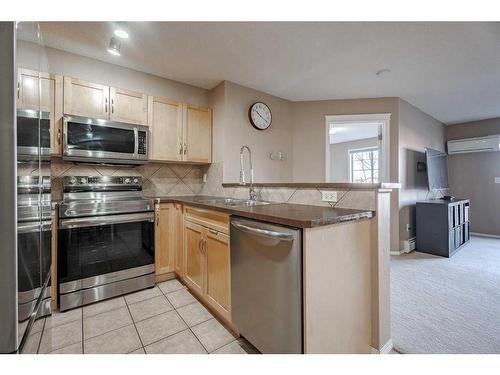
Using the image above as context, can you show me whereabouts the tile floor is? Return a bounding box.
[22,279,257,354]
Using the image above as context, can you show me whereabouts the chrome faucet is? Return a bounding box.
[239,145,258,201]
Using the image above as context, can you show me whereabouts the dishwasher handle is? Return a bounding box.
[231,221,295,241]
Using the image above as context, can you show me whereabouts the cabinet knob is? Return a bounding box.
[57,129,61,145]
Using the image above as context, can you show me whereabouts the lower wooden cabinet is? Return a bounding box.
[182,207,231,322]
[154,203,176,277]
[204,230,231,320]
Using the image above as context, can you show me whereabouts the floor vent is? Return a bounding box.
[401,237,416,253]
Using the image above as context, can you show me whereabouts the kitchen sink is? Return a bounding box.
[196,197,270,207]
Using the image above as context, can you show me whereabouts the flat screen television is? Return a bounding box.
[425,147,449,191]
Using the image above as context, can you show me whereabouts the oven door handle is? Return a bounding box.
[59,212,154,229]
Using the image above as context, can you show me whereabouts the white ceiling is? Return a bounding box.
[329,123,379,144]
[36,22,500,124]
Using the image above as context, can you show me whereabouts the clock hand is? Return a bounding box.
[255,111,267,122]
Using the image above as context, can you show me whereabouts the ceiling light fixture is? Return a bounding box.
[107,37,121,56]
[114,29,129,39]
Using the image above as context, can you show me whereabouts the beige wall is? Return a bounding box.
[291,98,400,251]
[17,40,209,107]
[330,137,379,182]
[208,81,294,183]
[446,118,500,236]
[398,99,446,245]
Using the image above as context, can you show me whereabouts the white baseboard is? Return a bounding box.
[391,250,403,256]
[471,232,500,239]
[370,339,393,354]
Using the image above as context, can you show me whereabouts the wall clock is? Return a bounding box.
[248,102,272,130]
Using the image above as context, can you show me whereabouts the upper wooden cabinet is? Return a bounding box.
[63,77,110,120]
[109,87,147,125]
[184,105,212,163]
[64,77,147,125]
[17,68,63,155]
[148,97,183,162]
[149,97,212,164]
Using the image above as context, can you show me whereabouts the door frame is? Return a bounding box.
[325,113,391,183]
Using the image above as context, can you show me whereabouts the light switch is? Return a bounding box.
[495,177,500,184]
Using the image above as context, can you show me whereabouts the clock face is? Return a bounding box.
[249,102,272,130]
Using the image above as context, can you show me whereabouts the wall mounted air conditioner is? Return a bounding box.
[447,135,500,154]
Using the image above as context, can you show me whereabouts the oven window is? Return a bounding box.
[66,122,135,154]
[17,116,50,148]
[58,220,154,284]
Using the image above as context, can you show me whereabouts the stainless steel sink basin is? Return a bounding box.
[196,197,270,207]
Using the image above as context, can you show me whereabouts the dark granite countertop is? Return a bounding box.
[149,195,374,228]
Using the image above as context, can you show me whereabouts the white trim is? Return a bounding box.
[370,339,393,354]
[471,232,500,239]
[325,113,391,183]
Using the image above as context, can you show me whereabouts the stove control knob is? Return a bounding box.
[133,178,139,184]
[69,177,77,185]
[80,177,87,184]
[125,178,131,184]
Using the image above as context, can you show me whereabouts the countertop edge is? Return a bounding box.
[151,196,375,228]
[221,182,401,190]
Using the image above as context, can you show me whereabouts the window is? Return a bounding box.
[349,147,379,183]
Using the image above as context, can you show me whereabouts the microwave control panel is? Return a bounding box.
[137,131,147,155]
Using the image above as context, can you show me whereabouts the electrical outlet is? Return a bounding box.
[321,191,338,202]
[495,177,500,184]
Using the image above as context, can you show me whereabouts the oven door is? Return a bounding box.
[58,212,155,295]
[17,110,51,160]
[63,116,148,164]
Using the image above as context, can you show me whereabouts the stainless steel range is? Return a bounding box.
[58,176,155,311]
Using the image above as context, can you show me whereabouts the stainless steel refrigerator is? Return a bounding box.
[0,21,52,354]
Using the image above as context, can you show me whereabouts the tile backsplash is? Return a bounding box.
[49,159,375,211]
[51,158,206,201]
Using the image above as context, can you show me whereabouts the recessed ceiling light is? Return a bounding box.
[107,37,121,56]
[114,29,129,39]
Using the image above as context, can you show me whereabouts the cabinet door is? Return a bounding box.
[184,104,212,163]
[17,69,63,155]
[155,204,175,275]
[148,97,183,161]
[204,230,231,321]
[183,220,206,296]
[110,87,147,125]
[63,76,109,120]
[173,204,185,277]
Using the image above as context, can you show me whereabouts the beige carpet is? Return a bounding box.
[391,236,500,354]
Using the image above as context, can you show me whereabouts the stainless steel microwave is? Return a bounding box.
[17,109,51,160]
[63,115,148,165]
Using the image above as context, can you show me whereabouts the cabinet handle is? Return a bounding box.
[105,98,108,113]
[111,99,114,114]
[156,210,159,226]
[203,239,207,254]
[208,229,218,235]
[57,129,61,145]
[198,239,203,253]
[17,82,20,99]
[179,142,183,155]
[183,143,187,155]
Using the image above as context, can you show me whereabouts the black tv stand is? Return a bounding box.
[416,198,470,258]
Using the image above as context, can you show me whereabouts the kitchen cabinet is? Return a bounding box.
[155,203,176,277]
[183,206,231,322]
[64,77,147,125]
[17,68,63,155]
[148,97,183,161]
[183,220,206,296]
[173,204,185,277]
[148,97,212,163]
[63,77,110,120]
[184,105,212,163]
[204,229,231,320]
[109,87,148,125]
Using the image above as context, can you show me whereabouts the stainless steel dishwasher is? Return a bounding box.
[230,217,302,354]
